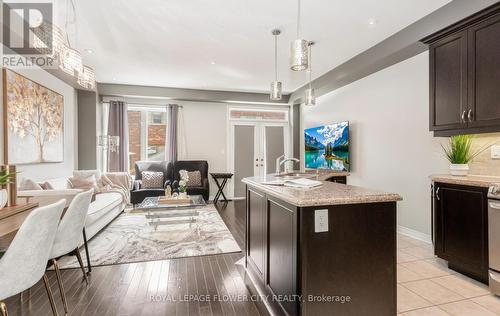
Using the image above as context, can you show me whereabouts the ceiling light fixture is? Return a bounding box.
[304,41,315,106]
[368,18,378,27]
[59,46,83,76]
[270,29,282,101]
[210,61,216,65]
[84,48,94,54]
[78,66,96,90]
[290,0,308,71]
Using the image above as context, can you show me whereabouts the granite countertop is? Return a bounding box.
[430,174,500,188]
[242,175,402,207]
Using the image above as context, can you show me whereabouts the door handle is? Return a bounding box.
[461,110,467,122]
[436,187,440,201]
[467,109,473,122]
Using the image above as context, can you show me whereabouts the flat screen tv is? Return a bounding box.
[304,121,350,171]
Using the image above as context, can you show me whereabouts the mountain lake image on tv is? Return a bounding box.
[304,121,350,171]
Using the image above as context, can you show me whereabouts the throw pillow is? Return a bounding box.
[39,181,54,190]
[68,174,99,192]
[141,171,164,189]
[73,170,102,182]
[19,178,43,190]
[187,171,202,187]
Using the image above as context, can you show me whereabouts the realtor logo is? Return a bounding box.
[2,2,56,68]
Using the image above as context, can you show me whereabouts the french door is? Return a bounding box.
[230,121,289,198]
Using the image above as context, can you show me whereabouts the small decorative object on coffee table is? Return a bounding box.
[179,169,189,198]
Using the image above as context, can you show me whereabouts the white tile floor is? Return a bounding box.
[397,234,500,315]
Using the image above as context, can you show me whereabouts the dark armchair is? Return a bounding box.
[130,161,173,205]
[172,160,210,201]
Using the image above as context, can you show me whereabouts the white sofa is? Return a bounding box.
[17,175,128,241]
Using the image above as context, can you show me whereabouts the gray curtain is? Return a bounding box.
[107,100,129,172]
[165,104,179,163]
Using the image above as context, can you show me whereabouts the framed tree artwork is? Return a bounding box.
[3,69,64,164]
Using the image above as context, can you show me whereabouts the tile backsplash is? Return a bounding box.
[468,133,500,176]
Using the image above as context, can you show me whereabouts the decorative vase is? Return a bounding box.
[179,192,187,199]
[450,164,469,176]
[0,189,8,209]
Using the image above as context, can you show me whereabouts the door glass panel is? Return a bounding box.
[234,125,255,198]
[265,126,285,174]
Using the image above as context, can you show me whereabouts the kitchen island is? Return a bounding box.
[242,175,402,316]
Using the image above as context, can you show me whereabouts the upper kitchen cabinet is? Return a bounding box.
[422,3,500,136]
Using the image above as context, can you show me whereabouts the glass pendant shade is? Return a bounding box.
[290,39,309,71]
[78,66,96,90]
[270,81,282,100]
[32,23,66,58]
[60,46,83,76]
[305,88,316,106]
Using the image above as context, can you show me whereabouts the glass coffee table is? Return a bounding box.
[134,195,206,229]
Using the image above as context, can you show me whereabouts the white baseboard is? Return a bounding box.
[398,225,432,244]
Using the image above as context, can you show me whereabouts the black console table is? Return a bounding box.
[210,173,233,203]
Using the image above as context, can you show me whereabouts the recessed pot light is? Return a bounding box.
[84,49,94,54]
[368,18,378,27]
[210,61,216,65]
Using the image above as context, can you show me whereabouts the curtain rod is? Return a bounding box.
[105,101,183,108]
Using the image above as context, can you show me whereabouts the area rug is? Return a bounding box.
[57,204,241,269]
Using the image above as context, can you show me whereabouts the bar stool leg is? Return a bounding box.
[0,302,8,316]
[52,259,68,313]
[43,274,59,316]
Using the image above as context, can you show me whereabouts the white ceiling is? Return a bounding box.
[60,0,450,93]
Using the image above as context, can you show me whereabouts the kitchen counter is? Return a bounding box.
[431,174,500,188]
[243,174,399,315]
[242,175,402,207]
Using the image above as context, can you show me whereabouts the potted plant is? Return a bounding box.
[178,169,189,198]
[441,135,488,176]
[0,170,15,208]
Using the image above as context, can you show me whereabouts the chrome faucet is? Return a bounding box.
[276,155,300,175]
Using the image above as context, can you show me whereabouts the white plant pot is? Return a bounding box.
[0,189,8,209]
[450,164,469,176]
[179,192,188,199]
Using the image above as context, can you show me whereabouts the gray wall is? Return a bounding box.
[77,90,98,169]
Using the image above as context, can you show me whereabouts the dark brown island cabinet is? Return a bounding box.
[242,176,402,316]
[432,182,489,283]
[421,3,500,137]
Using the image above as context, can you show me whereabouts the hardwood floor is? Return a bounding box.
[3,200,267,316]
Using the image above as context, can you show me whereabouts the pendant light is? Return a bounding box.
[290,0,308,71]
[270,29,282,100]
[304,41,316,106]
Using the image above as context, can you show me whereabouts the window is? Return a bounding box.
[127,107,167,174]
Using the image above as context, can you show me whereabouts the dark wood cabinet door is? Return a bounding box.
[429,31,468,131]
[267,198,297,316]
[247,188,266,280]
[467,13,500,128]
[434,183,488,282]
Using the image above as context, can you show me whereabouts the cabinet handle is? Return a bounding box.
[436,187,440,201]
[461,110,466,122]
[467,109,473,122]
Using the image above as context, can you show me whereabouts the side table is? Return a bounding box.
[210,173,233,203]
